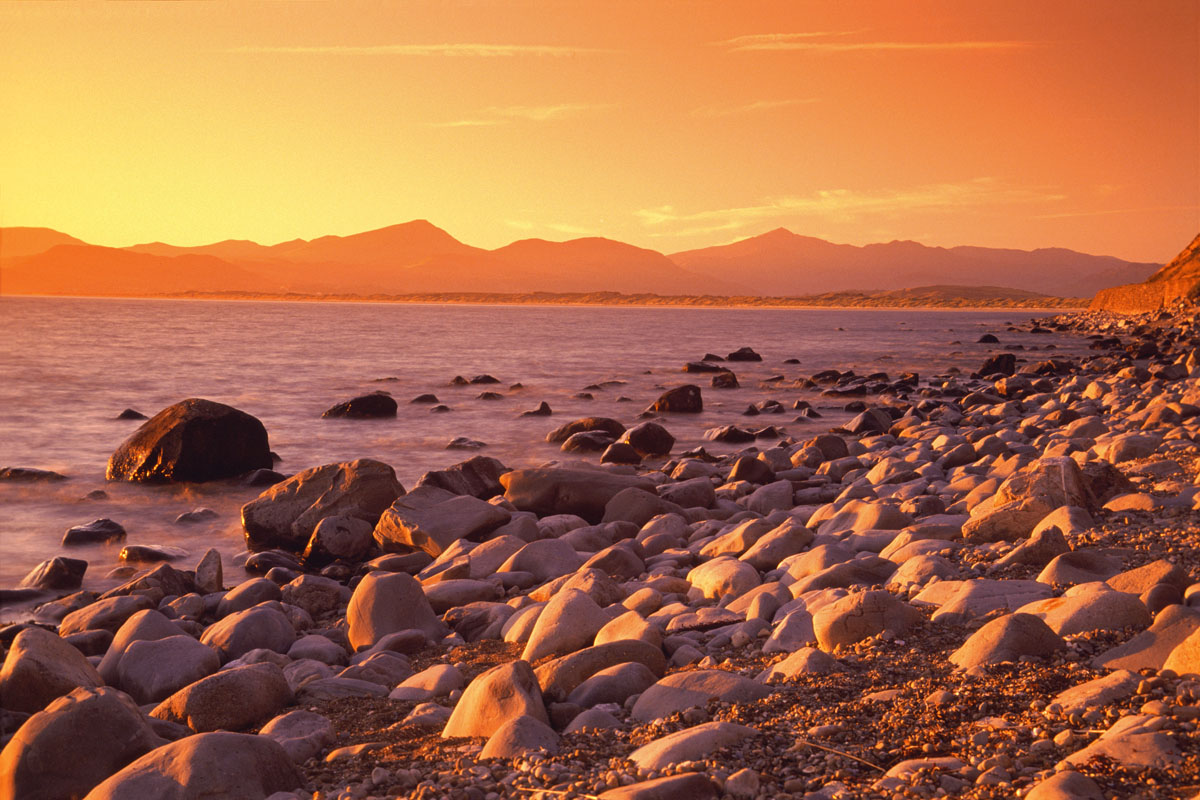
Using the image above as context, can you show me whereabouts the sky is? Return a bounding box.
[1,0,1197,262]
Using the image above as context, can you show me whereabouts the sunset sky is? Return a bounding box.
[2,0,1197,262]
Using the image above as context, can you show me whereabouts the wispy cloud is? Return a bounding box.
[230,43,611,57]
[506,220,597,237]
[1034,204,1200,220]
[692,98,819,118]
[637,179,1065,235]
[430,103,612,128]
[719,31,1035,54]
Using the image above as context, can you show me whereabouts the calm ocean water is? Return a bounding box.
[0,297,1084,614]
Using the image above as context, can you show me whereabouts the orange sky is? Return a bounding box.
[2,0,1197,262]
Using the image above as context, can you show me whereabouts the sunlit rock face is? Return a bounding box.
[106,398,271,483]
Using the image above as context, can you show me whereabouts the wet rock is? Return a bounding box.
[62,518,126,546]
[241,459,403,552]
[561,430,616,453]
[711,371,738,389]
[301,515,374,566]
[120,544,189,563]
[978,352,1017,376]
[442,660,548,739]
[83,731,304,800]
[345,570,447,650]
[106,398,272,483]
[601,442,642,464]
[703,425,757,444]
[0,626,104,712]
[650,385,703,413]
[19,556,87,590]
[620,421,675,457]
[321,391,397,419]
[727,346,762,361]
[175,508,218,524]
[521,401,552,417]
[545,417,626,443]
[0,687,165,800]
[0,467,67,482]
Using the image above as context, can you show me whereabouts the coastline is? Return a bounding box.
[2,304,1197,799]
[0,289,1087,312]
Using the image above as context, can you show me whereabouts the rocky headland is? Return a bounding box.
[3,304,1200,800]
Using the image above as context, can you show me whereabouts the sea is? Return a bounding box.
[0,296,1087,618]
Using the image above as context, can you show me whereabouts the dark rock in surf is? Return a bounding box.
[175,508,218,525]
[106,398,271,483]
[978,334,1000,344]
[431,405,452,413]
[620,421,675,457]
[244,550,302,575]
[702,426,756,444]
[415,456,509,500]
[119,545,188,564]
[450,376,470,386]
[411,394,439,404]
[650,385,702,413]
[477,391,503,401]
[683,362,725,373]
[446,437,487,450]
[601,443,642,465]
[19,557,87,590]
[470,375,501,384]
[711,371,738,389]
[727,347,763,362]
[62,519,126,546]
[546,417,626,444]
[242,469,286,487]
[561,431,616,453]
[0,467,67,482]
[116,409,148,420]
[521,402,552,417]
[321,392,397,419]
[977,353,1017,377]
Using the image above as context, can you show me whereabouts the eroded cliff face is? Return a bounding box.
[1091,233,1200,313]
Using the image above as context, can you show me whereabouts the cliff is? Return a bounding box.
[1091,233,1200,313]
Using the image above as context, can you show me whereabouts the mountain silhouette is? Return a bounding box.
[0,221,1162,299]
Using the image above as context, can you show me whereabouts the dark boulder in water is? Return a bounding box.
[521,401,553,417]
[620,421,675,457]
[175,508,218,525]
[119,544,188,563]
[470,374,501,384]
[601,442,642,465]
[449,376,470,386]
[244,550,302,575]
[702,426,756,444]
[683,361,725,373]
[243,469,286,487]
[116,408,148,420]
[711,371,738,389]
[477,391,503,401]
[546,417,626,444]
[0,467,67,482]
[321,392,397,419]
[106,398,272,483]
[411,393,439,404]
[446,437,487,450]
[415,455,509,500]
[20,557,87,590]
[650,385,703,413]
[977,334,1000,344]
[727,346,763,362]
[561,431,616,453]
[977,353,1017,377]
[62,519,126,546]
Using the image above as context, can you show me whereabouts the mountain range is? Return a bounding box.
[0,221,1162,299]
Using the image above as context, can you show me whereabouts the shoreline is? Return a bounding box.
[2,305,1198,799]
[0,290,1087,312]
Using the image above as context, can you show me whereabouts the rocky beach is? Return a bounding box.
[3,300,1200,800]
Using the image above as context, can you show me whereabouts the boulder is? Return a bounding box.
[687,557,761,601]
[545,417,626,444]
[374,494,510,556]
[1094,605,1200,671]
[106,398,272,483]
[1037,550,1123,586]
[1061,714,1179,769]
[217,578,282,617]
[479,714,560,758]
[650,385,703,413]
[1017,584,1151,636]
[415,455,508,499]
[82,731,304,800]
[498,539,584,582]
[150,662,292,732]
[598,774,718,800]
[441,660,548,739]
[501,468,656,523]
[535,640,668,702]
[521,589,608,663]
[567,662,658,708]
[19,557,87,590]
[758,647,843,682]
[199,605,297,663]
[630,670,771,722]
[346,571,447,650]
[389,664,465,702]
[627,721,757,771]
[321,392,396,419]
[259,710,335,763]
[301,515,375,566]
[118,635,221,705]
[0,687,165,800]
[241,459,403,551]
[1163,627,1200,677]
[813,590,921,650]
[0,626,103,713]
[949,613,1065,670]
[620,422,675,457]
[62,518,127,546]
